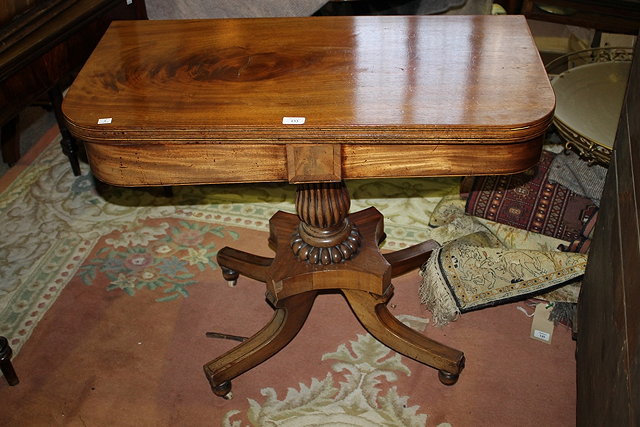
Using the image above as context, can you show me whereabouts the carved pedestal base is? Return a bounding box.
[204,206,465,398]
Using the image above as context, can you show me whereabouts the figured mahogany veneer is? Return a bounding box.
[0,0,147,173]
[62,16,554,398]
[63,16,554,186]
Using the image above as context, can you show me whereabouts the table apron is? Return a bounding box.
[84,137,543,187]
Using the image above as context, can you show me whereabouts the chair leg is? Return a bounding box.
[49,84,81,176]
[0,336,19,386]
[1,116,20,166]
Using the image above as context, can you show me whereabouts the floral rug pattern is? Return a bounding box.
[78,219,239,302]
[0,135,566,354]
[223,315,451,427]
[0,135,458,353]
[0,134,578,425]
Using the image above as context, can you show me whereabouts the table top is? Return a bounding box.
[63,16,555,186]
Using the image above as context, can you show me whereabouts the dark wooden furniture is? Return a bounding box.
[576,36,639,424]
[314,0,463,15]
[0,0,147,174]
[62,16,555,398]
[0,336,19,386]
[519,0,640,35]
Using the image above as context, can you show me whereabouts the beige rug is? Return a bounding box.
[0,131,577,426]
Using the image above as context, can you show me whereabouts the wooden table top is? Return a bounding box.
[63,16,555,186]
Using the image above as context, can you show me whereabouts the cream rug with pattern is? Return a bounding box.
[0,133,577,426]
[0,133,576,353]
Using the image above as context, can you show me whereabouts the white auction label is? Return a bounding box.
[97,118,113,124]
[282,117,306,125]
[533,329,551,341]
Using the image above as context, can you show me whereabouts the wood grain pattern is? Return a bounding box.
[286,144,341,183]
[212,205,464,394]
[83,142,288,185]
[204,291,318,398]
[62,15,555,185]
[342,288,465,375]
[577,35,640,425]
[61,17,555,394]
[266,208,390,301]
[0,0,147,170]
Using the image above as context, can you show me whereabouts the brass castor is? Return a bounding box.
[221,267,239,287]
[212,380,233,399]
[438,369,460,386]
[438,355,464,385]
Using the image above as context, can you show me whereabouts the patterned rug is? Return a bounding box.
[0,132,458,353]
[0,132,577,426]
[419,196,586,325]
[465,151,598,242]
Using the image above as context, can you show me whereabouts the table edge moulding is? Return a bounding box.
[62,15,555,399]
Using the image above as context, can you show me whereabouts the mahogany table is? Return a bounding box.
[62,16,555,398]
[0,0,147,173]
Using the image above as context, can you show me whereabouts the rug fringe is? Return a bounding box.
[419,247,460,326]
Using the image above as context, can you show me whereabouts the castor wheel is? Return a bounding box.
[221,267,239,287]
[438,355,464,385]
[438,369,460,385]
[212,380,233,399]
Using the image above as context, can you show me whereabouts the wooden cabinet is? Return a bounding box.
[576,33,640,425]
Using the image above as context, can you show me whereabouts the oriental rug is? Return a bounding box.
[420,197,586,325]
[0,131,576,426]
[465,151,598,242]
